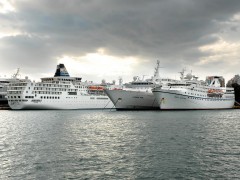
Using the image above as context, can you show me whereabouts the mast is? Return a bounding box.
[12,68,20,79]
[152,60,160,82]
[179,68,186,81]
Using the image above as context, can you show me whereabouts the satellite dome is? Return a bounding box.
[101,79,106,84]
[133,76,139,81]
[185,73,193,80]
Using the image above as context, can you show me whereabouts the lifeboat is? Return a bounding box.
[208,89,223,94]
[88,86,104,91]
[88,86,97,90]
[97,86,104,90]
[208,89,214,93]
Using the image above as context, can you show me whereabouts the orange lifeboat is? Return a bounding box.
[208,89,214,93]
[88,86,104,91]
[97,86,104,90]
[208,89,223,94]
[88,86,97,90]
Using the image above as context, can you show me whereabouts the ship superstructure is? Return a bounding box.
[105,60,176,110]
[152,69,235,110]
[7,64,119,110]
[0,69,21,105]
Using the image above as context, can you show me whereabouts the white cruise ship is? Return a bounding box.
[152,69,235,110]
[0,69,21,106]
[7,64,120,110]
[105,60,176,110]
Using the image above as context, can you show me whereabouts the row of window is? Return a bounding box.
[169,86,232,94]
[34,87,77,92]
[33,91,62,95]
[8,87,25,90]
[8,96,21,99]
[169,84,191,86]
[8,83,28,87]
[96,97,109,100]
[8,95,61,100]
[132,82,154,85]
[25,96,34,98]
[35,84,70,88]
[184,92,208,97]
[75,86,87,89]
[9,96,34,99]
[180,87,208,93]
[40,96,60,99]
[187,97,232,101]
[9,100,28,102]
[8,91,23,94]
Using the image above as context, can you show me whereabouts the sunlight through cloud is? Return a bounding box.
[57,49,138,81]
[197,37,240,66]
[0,0,15,14]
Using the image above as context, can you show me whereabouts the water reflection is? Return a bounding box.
[0,110,239,179]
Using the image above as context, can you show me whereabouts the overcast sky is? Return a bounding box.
[1,0,240,83]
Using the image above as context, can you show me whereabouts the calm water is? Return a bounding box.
[0,109,240,179]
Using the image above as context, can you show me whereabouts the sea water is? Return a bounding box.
[0,110,240,179]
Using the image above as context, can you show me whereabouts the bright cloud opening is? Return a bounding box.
[197,37,240,66]
[0,32,22,39]
[0,0,15,14]
[57,49,138,82]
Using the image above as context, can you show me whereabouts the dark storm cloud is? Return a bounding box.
[1,0,240,79]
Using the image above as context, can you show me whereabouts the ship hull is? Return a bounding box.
[105,89,159,110]
[0,98,8,105]
[0,90,8,105]
[8,96,114,110]
[153,90,235,110]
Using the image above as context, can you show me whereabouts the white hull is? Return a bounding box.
[153,90,235,110]
[7,63,119,110]
[8,95,114,110]
[105,89,159,110]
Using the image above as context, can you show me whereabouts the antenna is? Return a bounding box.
[152,60,164,82]
[142,75,148,81]
[179,68,186,80]
[118,77,123,85]
[12,68,21,79]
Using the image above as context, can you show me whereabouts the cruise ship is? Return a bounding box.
[0,69,21,106]
[0,79,10,105]
[105,60,176,110]
[7,64,120,110]
[152,69,235,110]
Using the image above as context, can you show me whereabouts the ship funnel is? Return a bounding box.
[54,64,70,77]
[206,76,225,87]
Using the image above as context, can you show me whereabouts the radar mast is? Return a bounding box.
[12,68,21,79]
[152,60,161,82]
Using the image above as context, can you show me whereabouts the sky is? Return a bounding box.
[1,0,240,84]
